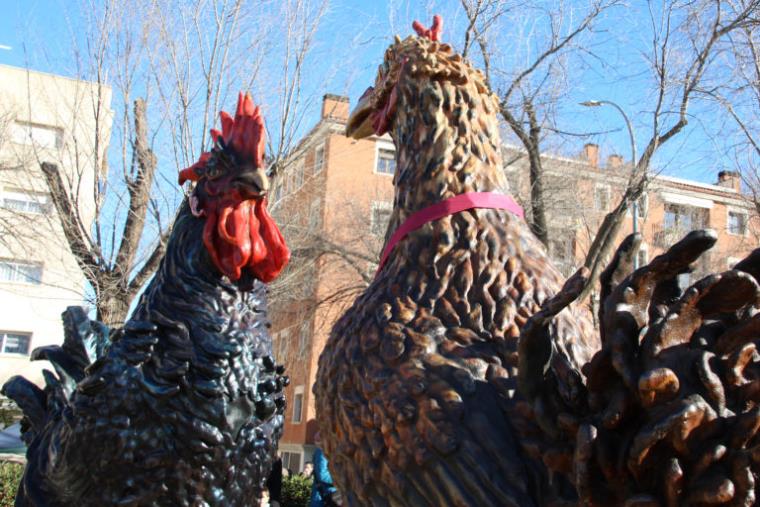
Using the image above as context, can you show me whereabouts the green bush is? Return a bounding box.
[281,474,312,507]
[0,462,23,507]
[0,398,21,429]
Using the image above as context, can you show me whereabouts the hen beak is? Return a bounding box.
[236,167,270,198]
[345,87,376,140]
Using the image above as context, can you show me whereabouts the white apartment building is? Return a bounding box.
[0,65,112,386]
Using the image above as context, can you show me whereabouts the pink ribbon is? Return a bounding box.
[376,192,524,276]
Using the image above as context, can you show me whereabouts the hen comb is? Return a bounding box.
[179,92,266,185]
[412,15,443,42]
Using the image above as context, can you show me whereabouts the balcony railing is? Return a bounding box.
[653,225,704,249]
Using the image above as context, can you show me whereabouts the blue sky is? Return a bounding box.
[0,0,742,186]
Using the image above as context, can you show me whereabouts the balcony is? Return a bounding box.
[653,226,693,249]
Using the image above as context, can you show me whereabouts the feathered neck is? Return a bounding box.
[130,200,247,333]
[384,67,510,242]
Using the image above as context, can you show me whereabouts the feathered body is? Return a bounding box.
[317,18,760,507]
[3,94,290,506]
[314,25,596,506]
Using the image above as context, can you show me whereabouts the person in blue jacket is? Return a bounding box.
[309,432,342,506]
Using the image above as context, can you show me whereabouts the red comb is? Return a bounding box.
[179,92,266,185]
[227,92,266,167]
[412,15,443,42]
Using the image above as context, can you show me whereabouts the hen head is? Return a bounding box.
[346,15,486,140]
[179,92,290,284]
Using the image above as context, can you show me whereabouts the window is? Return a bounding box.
[299,320,311,358]
[548,234,574,263]
[287,171,295,194]
[12,121,63,149]
[308,199,321,229]
[280,171,289,195]
[2,189,49,214]
[1,332,31,355]
[280,451,302,473]
[292,385,304,423]
[274,328,291,365]
[376,147,396,175]
[728,211,748,236]
[370,202,392,236]
[295,161,304,189]
[637,193,649,218]
[664,203,708,231]
[299,263,317,297]
[314,145,325,173]
[594,185,610,211]
[636,244,648,268]
[629,193,648,219]
[0,260,42,284]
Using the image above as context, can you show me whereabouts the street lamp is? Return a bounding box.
[580,99,640,268]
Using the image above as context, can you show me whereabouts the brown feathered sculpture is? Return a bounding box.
[517,230,760,506]
[314,16,598,506]
[315,16,760,507]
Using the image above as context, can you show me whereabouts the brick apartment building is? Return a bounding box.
[269,94,760,472]
[504,143,760,281]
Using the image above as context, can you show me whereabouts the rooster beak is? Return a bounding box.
[236,167,270,198]
[346,87,376,140]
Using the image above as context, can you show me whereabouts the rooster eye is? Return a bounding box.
[205,165,221,179]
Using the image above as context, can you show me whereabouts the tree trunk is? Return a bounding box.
[578,172,647,302]
[97,292,131,328]
[527,150,549,245]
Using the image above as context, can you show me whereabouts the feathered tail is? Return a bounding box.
[1,306,110,444]
[516,230,760,506]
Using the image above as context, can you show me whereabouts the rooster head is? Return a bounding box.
[346,15,475,140]
[179,92,290,284]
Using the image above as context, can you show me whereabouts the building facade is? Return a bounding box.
[504,143,759,282]
[0,65,111,387]
[269,95,760,471]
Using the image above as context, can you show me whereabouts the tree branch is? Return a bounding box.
[40,162,101,285]
[114,98,157,280]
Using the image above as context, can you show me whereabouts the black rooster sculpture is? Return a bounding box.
[2,93,291,507]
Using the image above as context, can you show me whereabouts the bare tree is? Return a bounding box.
[455,0,760,300]
[457,0,621,245]
[2,0,332,326]
[710,10,760,214]
[270,183,389,336]
[576,0,760,299]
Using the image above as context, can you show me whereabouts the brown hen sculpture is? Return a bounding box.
[314,16,597,506]
[315,16,760,507]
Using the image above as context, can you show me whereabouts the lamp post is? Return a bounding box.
[580,99,639,268]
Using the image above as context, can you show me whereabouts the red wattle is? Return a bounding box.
[372,84,399,136]
[248,203,267,265]
[202,197,290,283]
[252,199,290,283]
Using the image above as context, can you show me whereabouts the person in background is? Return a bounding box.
[266,457,283,507]
[259,489,270,507]
[309,433,342,506]
[302,461,314,479]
